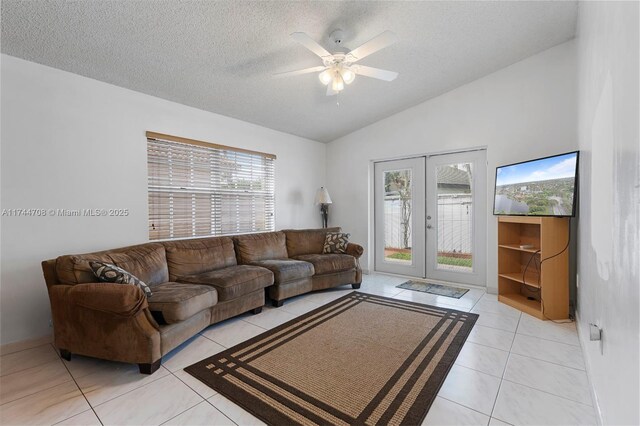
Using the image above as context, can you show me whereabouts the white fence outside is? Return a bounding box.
[384,194,472,254]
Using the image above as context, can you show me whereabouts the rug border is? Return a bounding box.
[184,291,479,425]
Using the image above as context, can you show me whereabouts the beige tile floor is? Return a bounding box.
[0,274,596,425]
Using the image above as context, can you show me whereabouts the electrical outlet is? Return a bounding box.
[590,322,605,355]
[49,319,53,328]
[589,323,602,341]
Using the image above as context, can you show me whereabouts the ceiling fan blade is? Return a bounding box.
[347,31,397,62]
[326,85,337,96]
[290,32,332,58]
[353,65,398,81]
[274,66,325,78]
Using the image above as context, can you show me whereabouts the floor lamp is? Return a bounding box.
[314,187,333,228]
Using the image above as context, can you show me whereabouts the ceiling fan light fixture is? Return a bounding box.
[318,69,332,85]
[341,68,355,85]
[332,73,345,92]
[283,30,398,96]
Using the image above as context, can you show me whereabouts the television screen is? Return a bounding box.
[493,151,579,217]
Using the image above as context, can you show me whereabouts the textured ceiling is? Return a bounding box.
[1,1,577,142]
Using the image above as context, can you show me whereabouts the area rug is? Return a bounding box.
[397,281,469,299]
[185,291,478,425]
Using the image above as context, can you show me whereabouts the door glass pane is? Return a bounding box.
[384,169,412,264]
[436,163,473,272]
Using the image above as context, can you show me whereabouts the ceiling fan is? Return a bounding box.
[276,30,399,96]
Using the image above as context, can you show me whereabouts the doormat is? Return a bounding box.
[185,292,478,425]
[397,281,469,299]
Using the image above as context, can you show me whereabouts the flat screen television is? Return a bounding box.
[493,151,579,217]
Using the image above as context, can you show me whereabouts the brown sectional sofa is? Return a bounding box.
[41,228,363,374]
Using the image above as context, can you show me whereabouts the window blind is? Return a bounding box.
[147,134,275,240]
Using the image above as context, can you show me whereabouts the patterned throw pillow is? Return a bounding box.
[89,261,153,297]
[323,232,351,254]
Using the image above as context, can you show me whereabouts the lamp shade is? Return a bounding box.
[314,187,333,205]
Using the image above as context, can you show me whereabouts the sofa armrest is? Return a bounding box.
[345,243,364,259]
[48,284,161,364]
[67,283,148,317]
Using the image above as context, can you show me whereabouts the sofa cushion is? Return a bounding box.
[55,243,168,286]
[163,237,236,281]
[108,244,169,286]
[293,254,356,275]
[233,232,288,264]
[250,259,314,283]
[177,265,273,302]
[56,252,113,285]
[147,282,218,324]
[283,227,341,257]
[89,261,153,297]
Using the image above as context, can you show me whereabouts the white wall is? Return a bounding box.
[326,41,578,292]
[0,54,326,345]
[575,2,639,425]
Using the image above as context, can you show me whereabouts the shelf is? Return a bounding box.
[498,293,543,320]
[497,216,542,224]
[498,272,540,288]
[497,215,569,320]
[498,244,541,254]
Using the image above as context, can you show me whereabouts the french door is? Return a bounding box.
[425,150,486,286]
[374,150,487,286]
[374,158,426,277]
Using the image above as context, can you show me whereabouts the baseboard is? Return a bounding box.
[575,311,603,426]
[0,334,53,356]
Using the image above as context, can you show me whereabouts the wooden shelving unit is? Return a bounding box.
[497,216,569,320]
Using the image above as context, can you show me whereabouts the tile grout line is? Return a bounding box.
[487,309,522,422]
[436,395,494,419]
[0,358,77,407]
[0,342,58,378]
[469,306,522,319]
[458,340,511,354]
[498,377,595,408]
[75,366,172,411]
[451,361,506,380]
[55,344,105,426]
[469,323,519,334]
[198,332,231,348]
[156,396,208,426]
[203,398,241,426]
[506,351,588,372]
[514,330,582,347]
[472,321,581,349]
[485,360,505,421]
[465,333,515,352]
[158,374,236,426]
[468,291,485,312]
[457,339,584,378]
[490,416,515,426]
[169,369,236,424]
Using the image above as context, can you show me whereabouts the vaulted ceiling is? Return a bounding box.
[1,1,577,142]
